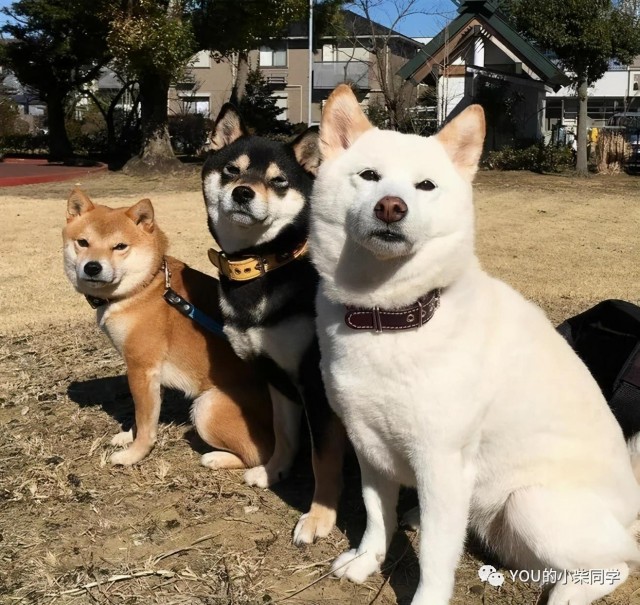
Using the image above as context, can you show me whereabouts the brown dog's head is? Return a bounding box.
[63,189,167,300]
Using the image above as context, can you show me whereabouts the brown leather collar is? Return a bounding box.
[345,289,441,333]
[208,241,308,282]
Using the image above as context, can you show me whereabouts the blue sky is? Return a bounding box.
[350,1,458,37]
[0,0,459,38]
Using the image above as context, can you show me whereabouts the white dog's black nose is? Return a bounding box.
[84,261,102,277]
[232,185,255,205]
[374,196,407,224]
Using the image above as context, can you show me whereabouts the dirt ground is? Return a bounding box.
[1,169,640,605]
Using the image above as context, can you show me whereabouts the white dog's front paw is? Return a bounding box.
[293,508,336,545]
[331,549,381,584]
[243,463,289,488]
[110,430,134,446]
[411,584,451,605]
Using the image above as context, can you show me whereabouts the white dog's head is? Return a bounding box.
[309,84,485,308]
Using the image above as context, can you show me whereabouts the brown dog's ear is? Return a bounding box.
[210,103,248,150]
[319,84,372,160]
[436,104,485,181]
[291,129,321,175]
[126,199,155,232]
[67,188,95,222]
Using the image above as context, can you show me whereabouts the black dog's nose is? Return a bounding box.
[374,196,408,224]
[232,185,255,204]
[84,261,102,277]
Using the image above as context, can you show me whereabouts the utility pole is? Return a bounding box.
[308,0,314,125]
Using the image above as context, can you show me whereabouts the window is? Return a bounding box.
[273,92,288,121]
[322,44,338,62]
[191,51,211,68]
[182,96,210,115]
[259,45,287,67]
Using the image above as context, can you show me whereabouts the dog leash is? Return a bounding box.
[161,261,228,341]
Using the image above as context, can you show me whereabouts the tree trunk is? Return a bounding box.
[46,92,73,161]
[230,51,250,105]
[123,72,182,175]
[576,77,589,177]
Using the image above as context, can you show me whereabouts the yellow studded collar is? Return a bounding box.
[208,241,308,282]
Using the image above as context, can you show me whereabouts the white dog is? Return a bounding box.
[309,84,640,605]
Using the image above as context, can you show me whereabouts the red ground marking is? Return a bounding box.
[0,159,107,188]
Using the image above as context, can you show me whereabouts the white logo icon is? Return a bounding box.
[478,565,496,582]
[478,565,505,587]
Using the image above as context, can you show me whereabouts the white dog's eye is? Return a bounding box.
[416,179,437,191]
[113,243,128,251]
[77,239,89,248]
[358,169,380,182]
[271,175,289,188]
[224,163,240,176]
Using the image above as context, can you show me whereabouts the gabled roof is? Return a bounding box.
[397,0,569,90]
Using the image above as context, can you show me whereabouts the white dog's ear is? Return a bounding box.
[210,103,248,150]
[319,84,372,160]
[436,104,485,180]
[67,188,95,222]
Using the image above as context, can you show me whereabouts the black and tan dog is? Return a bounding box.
[202,105,345,545]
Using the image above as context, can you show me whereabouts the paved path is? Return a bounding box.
[0,159,107,187]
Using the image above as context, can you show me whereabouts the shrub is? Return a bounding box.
[0,133,49,154]
[484,142,573,173]
[169,113,211,155]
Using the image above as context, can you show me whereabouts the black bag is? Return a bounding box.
[557,300,640,439]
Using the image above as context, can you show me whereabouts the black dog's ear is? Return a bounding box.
[291,128,321,176]
[210,103,249,150]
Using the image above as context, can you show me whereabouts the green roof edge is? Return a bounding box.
[397,5,570,90]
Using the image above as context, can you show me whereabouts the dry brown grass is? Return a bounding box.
[1,169,640,604]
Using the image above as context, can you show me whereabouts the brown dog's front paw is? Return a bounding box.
[293,505,337,545]
[110,430,134,447]
[110,444,151,466]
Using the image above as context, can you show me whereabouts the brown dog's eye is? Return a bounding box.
[224,163,240,176]
[416,179,437,191]
[271,175,289,188]
[113,243,128,251]
[358,169,380,182]
[77,239,89,247]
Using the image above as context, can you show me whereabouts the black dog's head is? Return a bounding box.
[202,104,320,254]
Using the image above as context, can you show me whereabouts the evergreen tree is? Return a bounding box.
[238,70,286,135]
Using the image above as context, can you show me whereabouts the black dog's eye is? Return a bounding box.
[358,169,380,182]
[77,239,89,247]
[271,175,289,188]
[416,179,437,191]
[223,163,240,176]
[113,243,128,251]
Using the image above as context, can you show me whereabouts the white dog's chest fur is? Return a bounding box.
[317,268,638,524]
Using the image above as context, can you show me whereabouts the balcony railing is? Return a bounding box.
[314,61,369,90]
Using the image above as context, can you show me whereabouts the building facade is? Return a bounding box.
[168,10,423,126]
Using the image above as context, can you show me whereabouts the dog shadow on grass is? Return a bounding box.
[67,375,193,436]
[66,376,425,602]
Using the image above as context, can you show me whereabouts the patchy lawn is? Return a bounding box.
[1,169,639,604]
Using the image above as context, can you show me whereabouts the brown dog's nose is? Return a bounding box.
[374,196,407,224]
